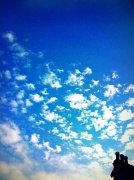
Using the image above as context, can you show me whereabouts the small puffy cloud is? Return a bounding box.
[119,109,134,121]
[16,90,25,99]
[86,125,92,130]
[28,115,35,121]
[124,84,134,93]
[58,133,71,140]
[5,70,12,79]
[52,127,59,134]
[126,98,134,106]
[15,75,27,81]
[31,133,40,144]
[102,106,114,120]
[56,145,62,153]
[47,97,58,103]
[70,131,78,139]
[26,83,35,90]
[43,71,62,88]
[65,93,90,110]
[104,84,119,98]
[91,79,99,86]
[45,112,57,121]
[75,140,82,144]
[90,94,98,102]
[2,31,16,43]
[10,100,18,107]
[81,132,93,141]
[26,99,33,106]
[83,67,92,75]
[30,93,44,102]
[112,71,119,79]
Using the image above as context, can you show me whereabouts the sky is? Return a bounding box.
[0,0,134,180]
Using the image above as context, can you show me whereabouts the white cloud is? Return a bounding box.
[5,70,12,79]
[81,132,93,141]
[124,84,134,93]
[112,71,119,79]
[47,97,58,103]
[15,75,27,81]
[43,71,62,88]
[43,142,61,153]
[70,131,78,139]
[93,144,106,158]
[52,127,59,134]
[75,140,82,144]
[0,122,21,145]
[16,90,25,99]
[119,109,134,121]
[56,105,65,111]
[83,67,92,75]
[56,145,62,153]
[31,133,40,144]
[2,31,16,43]
[28,116,35,121]
[26,83,35,90]
[0,162,28,180]
[26,99,33,106]
[127,121,134,128]
[124,141,134,151]
[86,125,92,130]
[99,121,117,139]
[102,105,114,120]
[65,93,90,110]
[120,129,134,143]
[10,43,29,58]
[65,70,84,86]
[92,118,108,131]
[104,84,119,98]
[58,133,70,140]
[126,98,134,106]
[103,75,111,82]
[30,93,44,102]
[81,146,93,155]
[43,111,59,122]
[90,94,98,102]
[92,79,99,86]
[10,100,18,107]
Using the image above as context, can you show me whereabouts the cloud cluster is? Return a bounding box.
[0,31,134,180]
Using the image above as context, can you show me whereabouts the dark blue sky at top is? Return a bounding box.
[1,0,134,81]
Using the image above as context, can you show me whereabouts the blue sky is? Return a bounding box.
[0,0,134,179]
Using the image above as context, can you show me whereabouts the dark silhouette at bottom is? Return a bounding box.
[110,152,134,180]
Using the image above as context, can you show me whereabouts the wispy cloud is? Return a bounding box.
[43,71,62,88]
[15,75,27,81]
[2,31,16,43]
